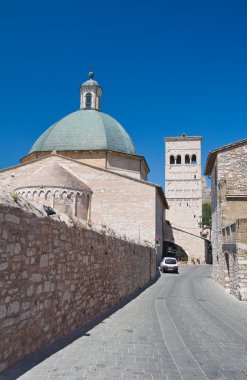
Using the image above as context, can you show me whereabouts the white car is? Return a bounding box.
[160,257,178,273]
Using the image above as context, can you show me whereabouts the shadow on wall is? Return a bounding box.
[163,220,212,264]
[163,241,188,262]
[163,220,188,262]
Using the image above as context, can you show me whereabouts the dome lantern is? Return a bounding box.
[80,72,103,111]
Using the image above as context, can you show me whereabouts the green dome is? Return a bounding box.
[30,110,136,155]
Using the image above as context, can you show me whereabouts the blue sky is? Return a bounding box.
[0,0,246,186]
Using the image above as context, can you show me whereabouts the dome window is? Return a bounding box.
[176,155,181,164]
[85,92,92,109]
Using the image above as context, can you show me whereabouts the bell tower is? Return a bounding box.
[165,134,202,233]
[80,72,103,111]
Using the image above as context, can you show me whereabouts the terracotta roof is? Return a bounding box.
[14,161,91,192]
[204,138,247,175]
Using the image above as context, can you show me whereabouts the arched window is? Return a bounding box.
[176,155,181,164]
[170,155,175,164]
[191,154,197,164]
[185,154,190,164]
[85,92,92,109]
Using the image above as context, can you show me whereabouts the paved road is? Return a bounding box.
[2,264,247,380]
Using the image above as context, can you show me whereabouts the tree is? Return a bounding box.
[202,202,211,226]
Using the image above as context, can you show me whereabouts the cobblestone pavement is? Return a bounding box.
[2,265,247,380]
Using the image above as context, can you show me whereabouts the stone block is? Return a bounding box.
[31,273,42,282]
[3,318,15,327]
[44,281,51,292]
[40,253,49,267]
[0,362,7,372]
[20,311,30,321]
[12,262,22,271]
[36,284,42,295]
[27,285,34,297]
[0,262,8,271]
[5,214,20,224]
[21,271,28,279]
[7,301,19,315]
[6,243,15,255]
[26,247,36,257]
[22,302,30,310]
[30,257,36,264]
[2,230,8,239]
[0,305,7,319]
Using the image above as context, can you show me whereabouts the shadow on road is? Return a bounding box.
[1,271,161,380]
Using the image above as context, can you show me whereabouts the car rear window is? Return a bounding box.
[165,259,177,264]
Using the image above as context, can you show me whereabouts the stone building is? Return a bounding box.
[205,138,247,300]
[201,176,211,241]
[0,73,168,263]
[14,161,92,221]
[164,134,208,263]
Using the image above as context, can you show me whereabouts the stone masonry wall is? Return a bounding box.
[220,219,247,300]
[210,145,247,294]
[0,195,156,372]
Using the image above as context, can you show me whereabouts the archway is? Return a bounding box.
[163,241,188,262]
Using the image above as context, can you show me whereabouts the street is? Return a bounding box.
[2,265,247,380]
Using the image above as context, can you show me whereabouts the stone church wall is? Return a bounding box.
[210,144,247,299]
[217,219,247,300]
[171,228,206,263]
[0,155,159,247]
[0,195,156,372]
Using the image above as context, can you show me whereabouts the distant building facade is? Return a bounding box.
[205,138,247,300]
[164,134,208,263]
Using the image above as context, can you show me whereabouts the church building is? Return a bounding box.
[0,73,168,262]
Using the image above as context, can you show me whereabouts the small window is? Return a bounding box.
[185,155,190,164]
[191,154,197,164]
[170,155,175,164]
[194,175,196,179]
[85,92,92,109]
[214,170,217,184]
[176,155,181,164]
[224,252,230,274]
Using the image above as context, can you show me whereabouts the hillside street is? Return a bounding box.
[2,265,247,380]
